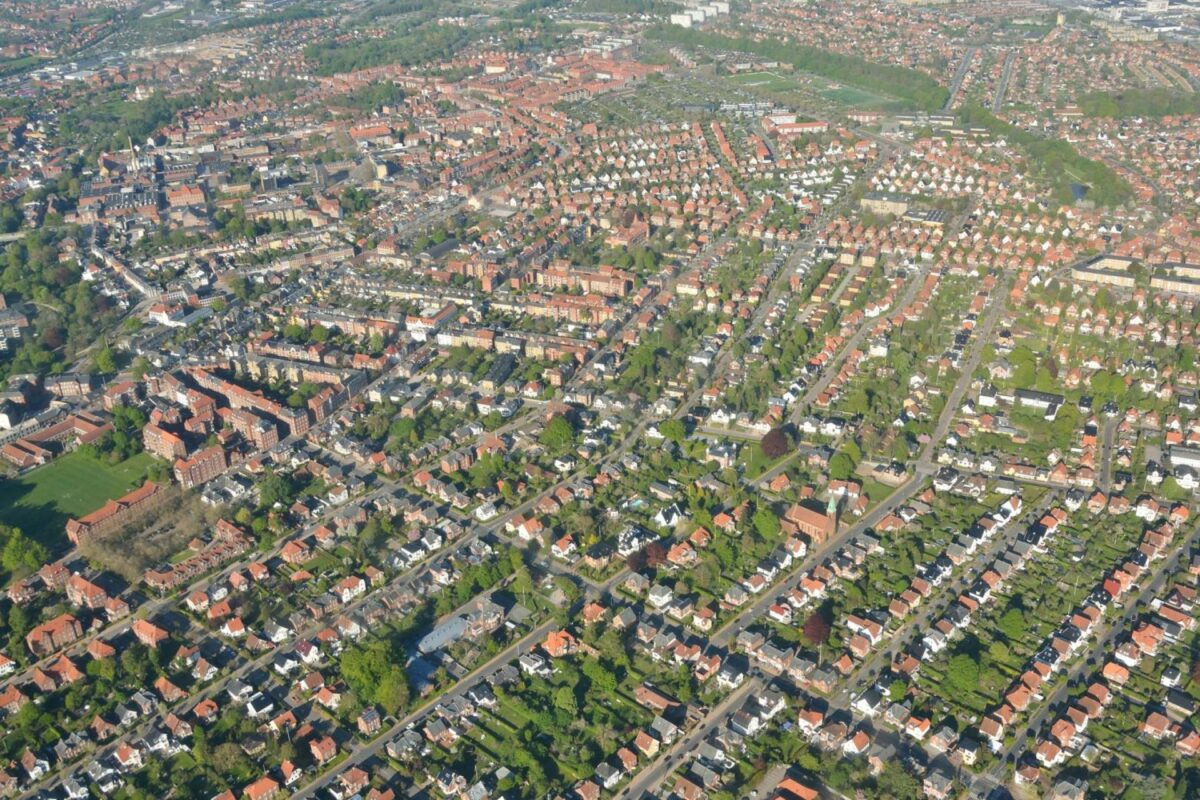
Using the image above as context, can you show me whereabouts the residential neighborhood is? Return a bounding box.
[0,1,1198,800]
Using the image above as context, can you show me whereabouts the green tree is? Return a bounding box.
[540,415,575,452]
[659,419,686,445]
[998,607,1025,641]
[753,507,781,540]
[341,639,411,715]
[581,659,617,694]
[553,686,578,716]
[93,347,118,374]
[1,529,47,573]
[828,452,855,481]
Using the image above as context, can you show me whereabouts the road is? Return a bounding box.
[289,229,797,797]
[628,263,1018,797]
[944,47,978,111]
[1099,416,1118,494]
[992,49,1016,113]
[292,133,892,799]
[788,264,930,426]
[614,678,761,800]
[716,265,1011,651]
[828,491,1061,712]
[987,523,1200,779]
[919,272,1010,471]
[709,474,924,649]
[289,618,559,800]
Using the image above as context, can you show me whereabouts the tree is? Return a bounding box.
[375,666,411,716]
[1,529,47,573]
[553,686,578,716]
[998,607,1025,641]
[644,541,668,568]
[212,742,251,779]
[581,659,617,695]
[540,415,575,452]
[803,610,832,645]
[660,419,686,446]
[93,347,117,374]
[227,275,250,301]
[945,653,980,698]
[256,470,294,509]
[873,761,922,798]
[828,452,855,481]
[752,507,780,540]
[7,601,28,639]
[341,639,411,716]
[760,427,790,459]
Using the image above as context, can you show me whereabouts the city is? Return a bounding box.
[0,1,1199,799]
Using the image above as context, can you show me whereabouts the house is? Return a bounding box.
[595,762,622,790]
[132,618,169,649]
[242,775,281,800]
[25,613,84,656]
[543,629,578,658]
[922,769,954,800]
[551,534,576,559]
[310,736,338,765]
[634,684,679,715]
[634,730,660,757]
[358,707,383,736]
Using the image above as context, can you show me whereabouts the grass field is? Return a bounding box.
[818,84,899,109]
[727,70,905,112]
[0,450,155,552]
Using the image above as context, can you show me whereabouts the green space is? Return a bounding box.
[727,71,904,111]
[0,449,156,550]
[648,25,949,111]
[728,71,806,93]
[956,103,1132,207]
[1078,88,1200,119]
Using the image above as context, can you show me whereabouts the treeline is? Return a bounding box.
[576,0,683,13]
[1078,88,1200,119]
[956,103,1132,208]
[304,19,475,76]
[647,25,949,112]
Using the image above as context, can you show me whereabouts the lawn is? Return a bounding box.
[0,449,156,552]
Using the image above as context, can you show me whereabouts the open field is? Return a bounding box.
[727,70,904,111]
[727,71,808,93]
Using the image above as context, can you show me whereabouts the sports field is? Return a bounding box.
[0,450,155,552]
